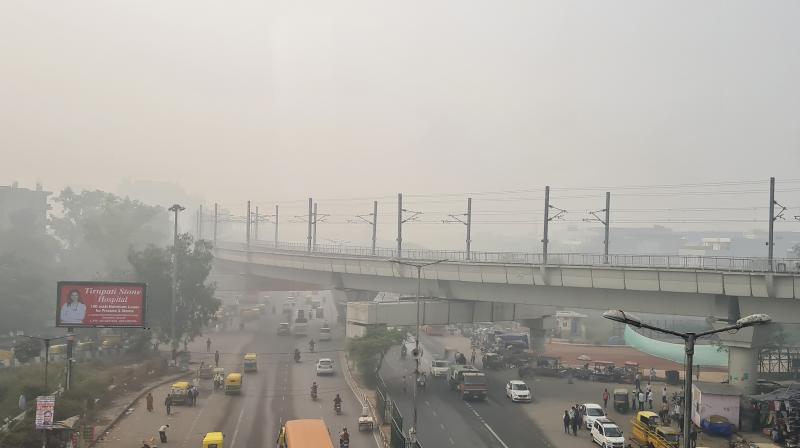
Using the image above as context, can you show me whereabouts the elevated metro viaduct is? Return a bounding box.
[213,242,800,393]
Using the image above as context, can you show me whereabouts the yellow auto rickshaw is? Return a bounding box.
[170,381,191,404]
[202,431,224,448]
[243,353,257,372]
[224,373,242,395]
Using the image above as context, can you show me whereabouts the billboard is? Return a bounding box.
[35,396,55,430]
[56,282,146,328]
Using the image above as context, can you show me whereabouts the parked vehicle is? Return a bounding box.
[582,403,607,429]
[630,411,679,448]
[277,322,291,335]
[613,388,630,413]
[591,361,619,382]
[448,365,486,400]
[319,325,332,341]
[591,417,625,448]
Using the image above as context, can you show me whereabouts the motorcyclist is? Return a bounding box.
[311,382,318,399]
[339,427,349,447]
[333,393,342,411]
[400,345,407,358]
[294,348,301,362]
[309,339,315,352]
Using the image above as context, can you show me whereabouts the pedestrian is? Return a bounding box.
[470,350,476,365]
[563,410,570,434]
[646,382,652,394]
[214,350,220,367]
[193,387,199,405]
[689,424,698,448]
[402,375,407,394]
[158,424,169,443]
[165,394,172,415]
[602,388,609,410]
[650,367,656,383]
[662,385,668,404]
[206,337,211,352]
[277,425,287,448]
[570,410,578,436]
[146,392,154,412]
[634,373,641,391]
[647,389,654,410]
[660,402,669,422]
[638,390,645,411]
[632,389,638,410]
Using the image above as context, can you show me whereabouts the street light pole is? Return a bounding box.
[168,204,185,352]
[602,310,771,448]
[393,258,448,444]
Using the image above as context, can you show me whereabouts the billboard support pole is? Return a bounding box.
[168,204,185,352]
[65,328,74,391]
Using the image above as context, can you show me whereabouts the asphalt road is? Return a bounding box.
[380,333,554,448]
[97,291,374,448]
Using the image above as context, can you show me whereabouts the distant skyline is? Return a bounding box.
[3,1,800,248]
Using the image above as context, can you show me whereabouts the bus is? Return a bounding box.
[283,419,334,448]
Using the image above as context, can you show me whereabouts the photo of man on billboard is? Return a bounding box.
[59,289,86,325]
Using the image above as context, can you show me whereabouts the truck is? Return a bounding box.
[293,309,308,337]
[448,365,487,400]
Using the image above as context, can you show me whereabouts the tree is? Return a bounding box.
[13,338,42,364]
[51,188,169,278]
[128,234,219,348]
[346,326,405,385]
[0,211,61,335]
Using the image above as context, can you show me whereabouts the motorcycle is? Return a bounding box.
[311,388,318,401]
[340,439,349,448]
[294,350,301,363]
[334,402,342,415]
[400,345,407,359]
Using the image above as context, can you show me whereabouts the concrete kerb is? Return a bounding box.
[88,371,189,447]
[338,350,385,448]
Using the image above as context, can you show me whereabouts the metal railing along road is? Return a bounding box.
[218,240,800,274]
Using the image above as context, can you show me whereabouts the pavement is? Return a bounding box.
[94,291,375,448]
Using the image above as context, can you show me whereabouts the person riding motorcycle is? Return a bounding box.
[400,345,407,358]
[333,394,342,412]
[309,339,316,352]
[294,348,301,362]
[311,382,318,399]
[339,427,350,447]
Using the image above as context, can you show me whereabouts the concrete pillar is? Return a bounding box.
[521,317,556,354]
[715,325,759,394]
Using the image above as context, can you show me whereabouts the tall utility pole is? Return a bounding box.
[246,201,251,246]
[168,204,185,351]
[768,176,775,271]
[444,198,473,260]
[312,202,318,251]
[351,201,379,255]
[254,206,259,241]
[542,186,550,264]
[397,193,403,256]
[393,259,448,444]
[604,192,610,263]
[307,198,313,253]
[213,203,218,246]
[372,201,378,255]
[274,205,279,248]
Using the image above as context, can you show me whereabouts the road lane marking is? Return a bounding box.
[183,405,207,443]
[432,410,437,416]
[230,406,246,448]
[440,423,445,430]
[464,402,510,448]
[449,437,455,445]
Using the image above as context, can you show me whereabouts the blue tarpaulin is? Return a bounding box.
[623,325,728,367]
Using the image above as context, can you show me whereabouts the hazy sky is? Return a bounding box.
[3,1,800,248]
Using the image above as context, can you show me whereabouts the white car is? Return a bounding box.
[430,360,450,377]
[316,358,334,376]
[319,326,332,341]
[591,418,625,448]
[504,380,532,402]
[583,403,606,429]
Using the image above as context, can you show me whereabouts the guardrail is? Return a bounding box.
[218,240,800,274]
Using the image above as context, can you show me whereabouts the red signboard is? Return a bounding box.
[56,282,146,328]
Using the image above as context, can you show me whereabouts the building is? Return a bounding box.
[691,381,741,428]
[555,310,587,339]
[0,182,50,233]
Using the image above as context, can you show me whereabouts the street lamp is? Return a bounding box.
[20,335,69,394]
[602,310,771,448]
[168,204,185,352]
[392,259,447,444]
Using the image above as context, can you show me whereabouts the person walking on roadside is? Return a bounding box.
[634,372,641,391]
[632,388,638,410]
[689,424,698,448]
[146,392,154,412]
[638,390,645,411]
[602,388,609,410]
[650,367,656,383]
[662,385,668,403]
[570,408,578,436]
[206,337,212,352]
[214,350,220,367]
[165,394,173,415]
[158,424,169,443]
[647,389,654,409]
[563,410,570,434]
